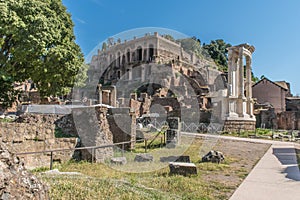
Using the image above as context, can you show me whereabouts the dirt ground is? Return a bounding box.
[196,137,271,195]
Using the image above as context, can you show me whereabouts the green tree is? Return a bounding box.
[0,0,87,107]
[163,34,176,42]
[202,39,231,71]
[101,42,107,51]
[177,37,202,58]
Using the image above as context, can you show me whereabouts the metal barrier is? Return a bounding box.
[16,139,144,170]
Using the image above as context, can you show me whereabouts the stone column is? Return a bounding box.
[227,50,233,96]
[147,48,150,61]
[246,56,252,99]
[141,65,145,82]
[111,85,117,107]
[236,48,244,117]
[238,48,244,98]
[223,43,256,132]
[232,56,238,97]
[128,66,132,80]
[98,84,102,104]
[246,56,253,117]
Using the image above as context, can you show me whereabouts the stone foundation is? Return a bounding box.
[223,120,256,132]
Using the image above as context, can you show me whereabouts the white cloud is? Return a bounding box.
[75,17,86,24]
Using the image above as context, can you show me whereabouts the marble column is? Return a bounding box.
[246,56,254,117]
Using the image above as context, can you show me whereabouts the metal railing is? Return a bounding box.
[16,139,144,170]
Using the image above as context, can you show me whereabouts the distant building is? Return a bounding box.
[252,77,300,130]
[252,77,291,113]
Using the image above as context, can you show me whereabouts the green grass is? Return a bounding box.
[0,118,14,123]
[38,162,227,200]
[54,127,75,138]
[34,137,268,200]
[296,149,300,169]
[221,128,291,140]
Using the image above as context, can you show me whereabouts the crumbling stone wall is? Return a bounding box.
[255,109,277,129]
[0,122,77,168]
[1,106,116,167]
[72,106,113,162]
[277,111,300,130]
[107,108,136,150]
[17,113,77,137]
[0,142,49,199]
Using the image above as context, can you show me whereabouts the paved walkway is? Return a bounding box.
[230,143,300,200]
[182,133,300,200]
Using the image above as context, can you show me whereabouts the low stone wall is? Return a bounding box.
[223,120,256,132]
[0,122,78,169]
[16,113,77,137]
[1,106,118,167]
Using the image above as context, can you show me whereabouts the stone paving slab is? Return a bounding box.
[230,144,300,200]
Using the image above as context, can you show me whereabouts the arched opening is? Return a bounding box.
[126,49,131,63]
[117,71,121,79]
[117,52,121,67]
[143,49,147,61]
[122,55,126,65]
[149,44,154,61]
[137,46,143,61]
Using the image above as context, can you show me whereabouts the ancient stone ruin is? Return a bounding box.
[220,44,256,132]
[202,150,225,164]
[82,32,257,132]
[0,142,49,199]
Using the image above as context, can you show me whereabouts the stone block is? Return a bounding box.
[110,157,127,165]
[160,155,190,163]
[134,153,153,162]
[202,150,224,164]
[169,162,197,176]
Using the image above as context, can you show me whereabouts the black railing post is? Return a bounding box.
[122,143,124,157]
[91,148,95,163]
[50,151,53,170]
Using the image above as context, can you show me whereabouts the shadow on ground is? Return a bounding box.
[273,148,300,181]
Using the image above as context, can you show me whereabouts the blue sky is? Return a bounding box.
[62,0,300,95]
